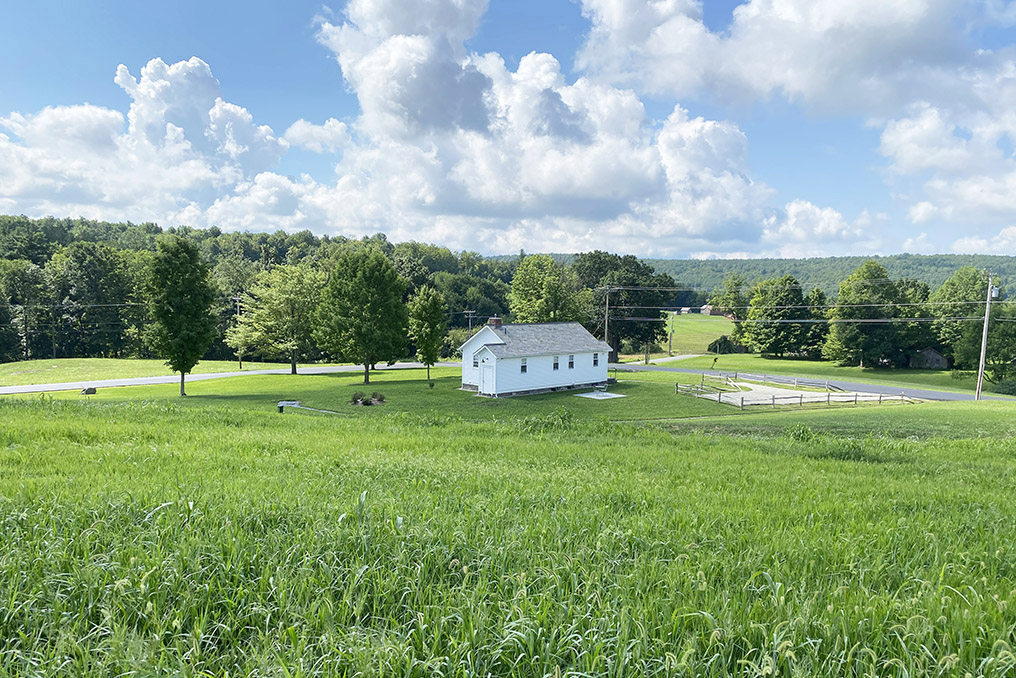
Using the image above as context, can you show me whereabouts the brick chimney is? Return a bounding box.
[487,316,502,328]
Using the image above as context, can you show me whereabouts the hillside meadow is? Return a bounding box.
[3,368,1016,675]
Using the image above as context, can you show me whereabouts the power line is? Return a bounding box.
[611,300,1011,311]
[610,316,988,324]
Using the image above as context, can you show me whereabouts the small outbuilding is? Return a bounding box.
[911,347,948,370]
[460,318,613,397]
[700,304,724,316]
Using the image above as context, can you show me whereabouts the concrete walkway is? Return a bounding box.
[611,363,1015,402]
[0,362,460,395]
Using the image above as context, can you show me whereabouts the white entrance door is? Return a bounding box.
[480,364,495,395]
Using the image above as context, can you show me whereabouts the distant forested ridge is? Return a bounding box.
[644,254,1016,296]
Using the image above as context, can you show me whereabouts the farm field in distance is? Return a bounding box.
[4,364,1016,675]
[618,313,733,362]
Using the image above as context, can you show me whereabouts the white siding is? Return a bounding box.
[460,327,502,387]
[492,352,607,396]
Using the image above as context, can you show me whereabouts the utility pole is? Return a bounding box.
[668,313,674,356]
[603,287,612,361]
[464,310,476,334]
[231,295,243,370]
[975,273,996,401]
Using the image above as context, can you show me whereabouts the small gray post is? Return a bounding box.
[799,394,803,407]
[717,391,722,403]
[878,393,883,404]
[825,380,829,391]
[854,393,858,405]
[739,396,744,410]
[794,378,799,388]
[771,395,776,409]
[826,392,831,406]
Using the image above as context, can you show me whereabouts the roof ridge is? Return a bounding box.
[496,321,583,327]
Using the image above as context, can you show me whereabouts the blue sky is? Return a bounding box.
[1,0,1015,258]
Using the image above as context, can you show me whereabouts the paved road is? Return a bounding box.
[647,354,703,364]
[610,363,1015,402]
[0,362,460,396]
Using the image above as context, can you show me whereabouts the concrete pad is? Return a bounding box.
[575,391,627,400]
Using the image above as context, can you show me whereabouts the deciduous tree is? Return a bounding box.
[316,247,408,385]
[226,264,324,374]
[575,251,676,361]
[146,236,217,396]
[408,285,447,380]
[929,266,988,367]
[509,254,592,324]
[740,275,808,357]
[823,261,901,367]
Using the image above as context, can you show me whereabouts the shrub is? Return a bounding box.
[708,335,742,355]
[371,392,385,403]
[993,379,1016,395]
[441,327,473,359]
[350,391,366,405]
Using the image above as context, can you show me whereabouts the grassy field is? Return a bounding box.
[5,368,1016,675]
[50,366,732,422]
[619,314,732,362]
[0,357,346,386]
[673,353,981,392]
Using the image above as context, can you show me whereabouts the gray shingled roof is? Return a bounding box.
[476,322,612,359]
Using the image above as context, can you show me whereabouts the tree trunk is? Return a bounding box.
[180,372,186,397]
[427,363,431,380]
[291,350,297,375]
[363,363,370,385]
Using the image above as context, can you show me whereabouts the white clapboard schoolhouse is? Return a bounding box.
[460,318,613,397]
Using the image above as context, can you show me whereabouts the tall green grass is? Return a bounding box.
[3,392,1016,675]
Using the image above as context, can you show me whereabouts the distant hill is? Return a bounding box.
[643,254,1016,295]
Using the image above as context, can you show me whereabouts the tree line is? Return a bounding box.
[4,214,1012,388]
[0,215,685,380]
[710,260,1016,385]
[649,253,1016,297]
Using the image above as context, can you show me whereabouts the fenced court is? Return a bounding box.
[676,372,920,409]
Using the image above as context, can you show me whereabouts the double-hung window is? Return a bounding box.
[520,358,527,373]
[593,353,599,367]
[472,354,479,368]
[568,354,574,369]
[553,356,559,370]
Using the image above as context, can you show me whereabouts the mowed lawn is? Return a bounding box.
[49,366,732,421]
[0,357,346,386]
[4,372,1016,675]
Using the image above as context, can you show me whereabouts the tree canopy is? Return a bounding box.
[226,264,324,374]
[508,254,591,324]
[740,275,808,357]
[316,247,408,385]
[408,285,447,381]
[146,236,218,396]
[823,261,902,367]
